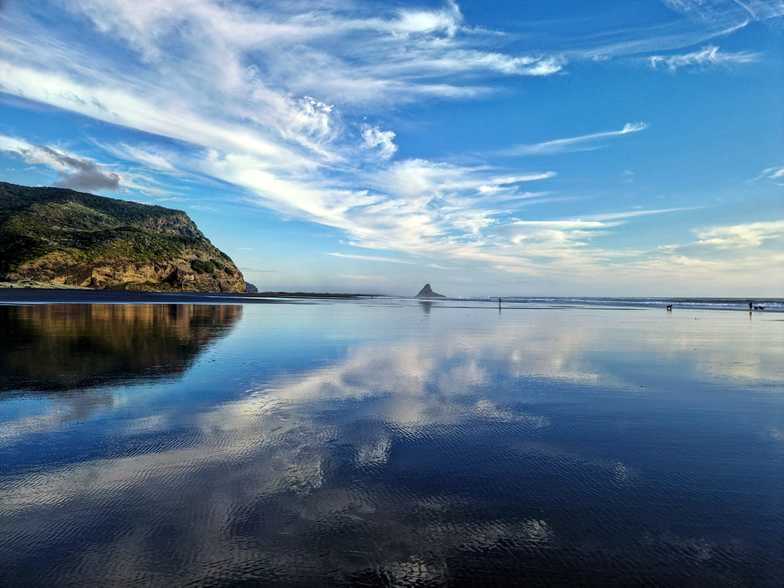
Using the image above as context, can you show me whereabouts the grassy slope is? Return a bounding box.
[0,182,242,290]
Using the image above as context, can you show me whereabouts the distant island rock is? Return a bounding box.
[0,182,245,292]
[244,281,258,293]
[416,283,445,298]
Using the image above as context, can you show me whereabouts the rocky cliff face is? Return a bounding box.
[0,182,245,292]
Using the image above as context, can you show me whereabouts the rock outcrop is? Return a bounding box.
[0,182,245,292]
[416,283,445,298]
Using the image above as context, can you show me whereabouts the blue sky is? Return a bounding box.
[0,0,782,296]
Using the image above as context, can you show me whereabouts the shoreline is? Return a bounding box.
[0,288,781,313]
[0,287,377,304]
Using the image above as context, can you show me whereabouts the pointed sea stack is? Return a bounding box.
[416,283,445,298]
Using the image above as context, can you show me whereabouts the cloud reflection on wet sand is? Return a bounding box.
[0,303,783,585]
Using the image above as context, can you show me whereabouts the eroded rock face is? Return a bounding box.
[0,182,246,292]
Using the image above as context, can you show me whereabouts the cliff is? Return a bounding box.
[0,182,245,292]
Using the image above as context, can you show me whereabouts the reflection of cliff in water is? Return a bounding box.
[0,304,242,391]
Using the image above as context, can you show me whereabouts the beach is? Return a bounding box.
[1,297,783,585]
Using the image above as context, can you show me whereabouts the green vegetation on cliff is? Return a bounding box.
[0,182,245,292]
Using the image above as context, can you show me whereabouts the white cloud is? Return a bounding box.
[754,165,784,183]
[512,219,606,229]
[695,220,784,248]
[0,134,121,191]
[586,207,694,222]
[500,122,648,156]
[328,252,415,265]
[649,45,760,70]
[101,143,177,172]
[0,61,318,170]
[371,50,564,77]
[50,0,561,108]
[361,125,398,160]
[531,0,776,62]
[370,159,555,199]
[663,0,784,24]
[385,0,463,36]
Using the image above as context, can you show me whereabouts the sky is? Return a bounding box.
[0,0,782,297]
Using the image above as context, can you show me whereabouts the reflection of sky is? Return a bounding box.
[1,301,783,585]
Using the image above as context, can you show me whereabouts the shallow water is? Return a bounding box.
[1,300,783,586]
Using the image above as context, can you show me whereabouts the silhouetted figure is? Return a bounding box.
[754,305,765,311]
[749,301,753,312]
[666,304,672,312]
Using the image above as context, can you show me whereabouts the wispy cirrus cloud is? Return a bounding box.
[512,0,783,70]
[649,45,760,70]
[753,165,784,183]
[529,0,777,62]
[47,0,562,109]
[663,0,784,25]
[586,208,696,222]
[328,252,416,265]
[0,0,567,248]
[499,123,648,156]
[99,143,178,173]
